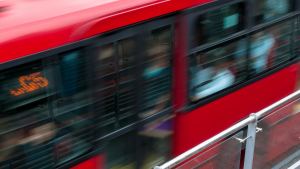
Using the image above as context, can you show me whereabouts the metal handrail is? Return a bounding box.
[154,89,300,169]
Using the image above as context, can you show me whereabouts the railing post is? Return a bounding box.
[243,113,258,169]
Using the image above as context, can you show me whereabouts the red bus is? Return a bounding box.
[0,0,300,168]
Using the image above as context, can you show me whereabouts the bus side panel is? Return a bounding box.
[0,0,215,64]
[173,63,299,157]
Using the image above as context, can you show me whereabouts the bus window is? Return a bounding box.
[94,44,117,137]
[54,49,94,162]
[0,61,56,168]
[294,15,300,57]
[0,61,50,133]
[249,21,291,76]
[254,0,293,25]
[189,38,247,103]
[94,36,138,137]
[144,26,171,61]
[140,25,172,118]
[94,42,118,137]
[4,120,56,169]
[192,3,246,47]
[118,36,138,128]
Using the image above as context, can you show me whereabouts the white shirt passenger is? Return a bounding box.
[250,34,275,73]
[194,67,235,98]
[190,66,214,94]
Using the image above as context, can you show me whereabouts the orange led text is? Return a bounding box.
[10,72,49,96]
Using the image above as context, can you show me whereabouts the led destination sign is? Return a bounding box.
[10,72,49,96]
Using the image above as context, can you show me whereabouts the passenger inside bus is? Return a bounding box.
[140,56,171,118]
[18,122,56,168]
[139,27,171,118]
[255,0,291,24]
[263,0,290,23]
[0,131,23,163]
[18,123,56,146]
[250,30,276,74]
[233,31,276,75]
[0,121,56,167]
[189,53,214,95]
[190,54,235,102]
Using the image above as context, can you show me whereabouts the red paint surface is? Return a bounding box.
[173,63,299,157]
[71,153,106,169]
[0,0,212,64]
[174,14,188,111]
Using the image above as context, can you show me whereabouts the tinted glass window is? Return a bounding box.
[94,27,173,136]
[140,25,172,118]
[118,37,138,128]
[3,120,56,169]
[94,43,117,137]
[189,38,247,102]
[0,22,174,168]
[192,3,245,47]
[94,36,138,137]
[0,61,56,168]
[249,21,291,75]
[294,15,300,57]
[255,0,293,25]
[53,49,94,162]
[0,61,50,133]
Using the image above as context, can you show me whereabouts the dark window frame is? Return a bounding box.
[185,0,300,113]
